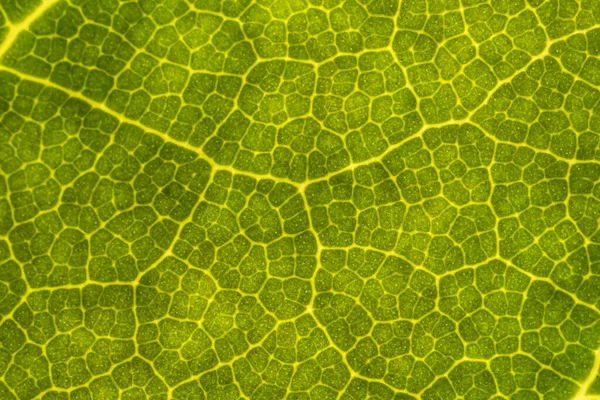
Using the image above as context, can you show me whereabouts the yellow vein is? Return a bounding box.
[0,65,301,186]
[0,0,62,60]
[577,347,600,400]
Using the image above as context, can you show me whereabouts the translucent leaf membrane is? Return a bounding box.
[0,0,599,399]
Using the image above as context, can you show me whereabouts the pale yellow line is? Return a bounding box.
[577,347,600,399]
[0,64,301,186]
[0,0,62,60]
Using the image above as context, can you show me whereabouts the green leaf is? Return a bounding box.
[0,0,599,398]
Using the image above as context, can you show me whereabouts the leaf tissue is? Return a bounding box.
[0,0,599,399]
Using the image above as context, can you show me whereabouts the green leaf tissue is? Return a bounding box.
[0,0,599,399]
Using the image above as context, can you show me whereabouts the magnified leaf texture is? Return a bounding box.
[0,0,600,399]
